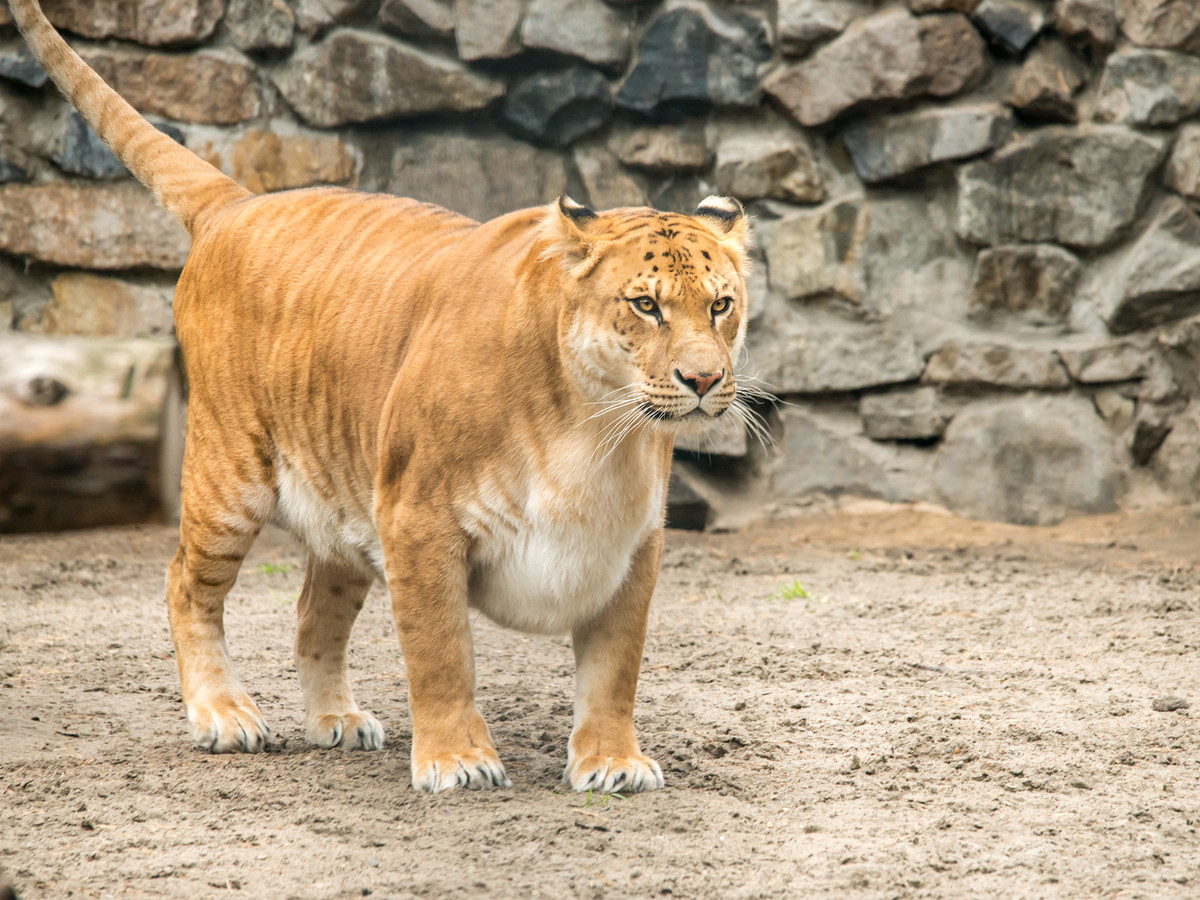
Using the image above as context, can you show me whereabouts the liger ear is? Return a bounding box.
[542,194,604,273]
[693,195,750,247]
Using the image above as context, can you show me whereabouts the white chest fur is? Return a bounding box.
[463,439,666,635]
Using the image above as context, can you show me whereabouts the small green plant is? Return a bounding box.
[770,579,811,602]
[270,589,299,607]
[255,562,297,576]
[848,549,862,560]
[578,788,626,809]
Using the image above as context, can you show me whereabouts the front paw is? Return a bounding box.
[186,691,271,753]
[412,747,511,793]
[564,753,664,794]
[306,712,385,750]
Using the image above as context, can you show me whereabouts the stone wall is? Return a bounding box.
[4,0,1200,528]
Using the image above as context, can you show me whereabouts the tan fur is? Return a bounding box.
[13,0,752,793]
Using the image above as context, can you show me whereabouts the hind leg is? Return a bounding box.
[168,429,275,752]
[295,557,383,750]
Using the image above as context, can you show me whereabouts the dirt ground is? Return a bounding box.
[2,499,1198,899]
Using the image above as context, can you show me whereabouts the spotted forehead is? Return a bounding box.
[612,216,740,298]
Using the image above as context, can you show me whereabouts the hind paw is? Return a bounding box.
[306,712,385,751]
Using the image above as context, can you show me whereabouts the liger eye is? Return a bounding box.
[631,297,659,316]
[712,297,732,316]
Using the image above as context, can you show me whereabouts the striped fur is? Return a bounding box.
[12,0,752,794]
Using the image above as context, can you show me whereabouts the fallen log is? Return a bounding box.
[0,334,182,533]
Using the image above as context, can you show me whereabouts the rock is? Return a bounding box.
[971,0,1045,53]
[842,103,1012,184]
[454,0,523,61]
[1120,0,1200,55]
[776,404,935,501]
[274,30,504,127]
[1165,124,1200,200]
[42,0,224,45]
[502,67,612,148]
[613,122,710,173]
[714,121,824,203]
[758,198,868,307]
[196,128,358,193]
[52,111,185,180]
[1108,199,1200,334]
[38,274,175,338]
[1151,695,1190,712]
[860,387,949,441]
[380,0,454,40]
[1007,39,1087,121]
[574,144,645,210]
[778,0,858,56]
[1093,388,1135,433]
[1131,403,1171,463]
[1055,0,1117,51]
[0,183,190,270]
[1059,340,1154,382]
[1151,402,1200,497]
[956,126,1165,249]
[225,0,295,50]
[294,0,367,34]
[967,244,1081,325]
[1095,49,1200,127]
[934,395,1126,524]
[615,6,771,119]
[665,462,714,530]
[752,324,926,393]
[907,0,981,10]
[387,130,568,222]
[0,150,28,184]
[520,0,631,70]
[764,10,987,127]
[923,340,1072,389]
[0,41,48,88]
[81,47,261,125]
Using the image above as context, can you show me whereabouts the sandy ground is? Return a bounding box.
[1,500,1198,899]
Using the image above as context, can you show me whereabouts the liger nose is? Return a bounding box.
[677,369,724,397]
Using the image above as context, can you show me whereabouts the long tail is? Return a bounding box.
[9,0,252,232]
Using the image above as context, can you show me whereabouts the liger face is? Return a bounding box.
[567,209,749,437]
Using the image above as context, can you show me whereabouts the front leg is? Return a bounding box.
[565,529,665,794]
[381,507,509,793]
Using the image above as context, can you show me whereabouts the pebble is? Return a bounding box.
[1151,695,1189,712]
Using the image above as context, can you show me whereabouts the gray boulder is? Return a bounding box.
[923,339,1072,389]
[1059,339,1155,383]
[714,123,824,203]
[758,198,867,307]
[764,10,987,127]
[1166,124,1200,200]
[613,122,710,173]
[502,67,612,147]
[935,395,1126,524]
[225,0,295,50]
[751,323,926,393]
[860,387,949,441]
[956,126,1166,249]
[1095,48,1200,127]
[273,30,505,127]
[387,130,568,222]
[1107,199,1200,334]
[1054,0,1117,51]
[967,244,1081,325]
[521,0,631,70]
[0,151,27,184]
[971,0,1045,53]
[0,41,47,88]
[454,0,522,60]
[1151,402,1200,500]
[616,6,771,119]
[1006,39,1086,122]
[1120,0,1200,55]
[842,103,1012,184]
[379,0,454,40]
[52,112,185,180]
[778,0,859,56]
[574,144,646,210]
